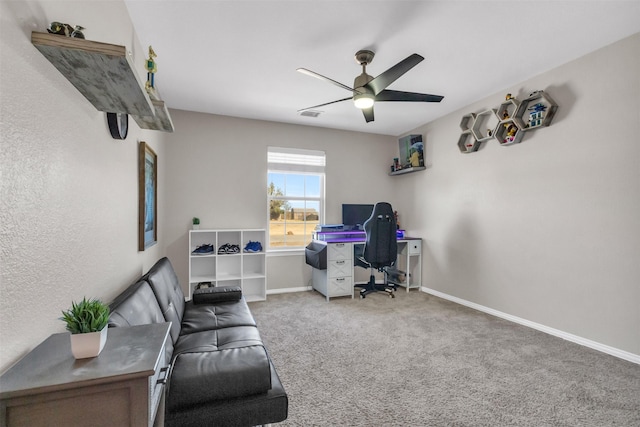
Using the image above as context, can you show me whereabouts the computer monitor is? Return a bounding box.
[342,204,374,230]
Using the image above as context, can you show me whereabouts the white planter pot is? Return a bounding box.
[193,224,200,230]
[70,326,108,359]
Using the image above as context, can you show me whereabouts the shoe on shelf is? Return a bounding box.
[243,241,263,253]
[192,244,214,255]
[218,243,239,254]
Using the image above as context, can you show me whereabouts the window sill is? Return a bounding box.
[267,248,305,257]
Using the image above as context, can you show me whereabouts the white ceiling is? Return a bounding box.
[124,0,640,136]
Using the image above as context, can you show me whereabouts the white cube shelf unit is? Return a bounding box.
[188,229,267,302]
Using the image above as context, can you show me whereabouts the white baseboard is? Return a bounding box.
[421,287,640,365]
[267,286,312,295]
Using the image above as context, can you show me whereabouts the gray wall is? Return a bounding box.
[159,110,398,295]
[402,33,640,356]
[0,1,167,372]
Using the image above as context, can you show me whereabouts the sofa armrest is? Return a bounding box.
[192,285,242,304]
[167,345,272,411]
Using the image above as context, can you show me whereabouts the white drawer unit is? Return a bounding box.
[312,241,354,301]
[309,237,423,300]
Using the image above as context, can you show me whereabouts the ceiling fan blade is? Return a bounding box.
[297,68,354,93]
[362,106,374,123]
[365,54,424,95]
[376,90,444,103]
[297,97,352,112]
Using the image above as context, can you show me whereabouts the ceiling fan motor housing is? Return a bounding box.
[354,50,375,66]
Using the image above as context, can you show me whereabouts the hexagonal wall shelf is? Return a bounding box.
[495,119,524,146]
[514,90,558,131]
[496,98,520,122]
[471,109,499,142]
[458,131,480,153]
[459,113,476,132]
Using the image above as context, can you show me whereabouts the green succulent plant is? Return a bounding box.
[192,217,200,225]
[60,297,110,334]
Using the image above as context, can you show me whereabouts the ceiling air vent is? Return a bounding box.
[299,110,322,118]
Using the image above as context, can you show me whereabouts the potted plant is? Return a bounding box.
[192,217,200,230]
[60,297,110,359]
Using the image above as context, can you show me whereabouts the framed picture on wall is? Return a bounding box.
[139,141,157,250]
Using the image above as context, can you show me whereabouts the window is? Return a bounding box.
[267,147,325,250]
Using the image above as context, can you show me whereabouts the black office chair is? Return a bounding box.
[354,202,398,298]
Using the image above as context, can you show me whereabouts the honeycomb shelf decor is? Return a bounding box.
[471,109,499,142]
[495,119,524,146]
[496,97,520,123]
[455,90,558,153]
[457,131,480,153]
[459,113,475,133]
[494,97,524,146]
[514,90,558,131]
[457,113,480,153]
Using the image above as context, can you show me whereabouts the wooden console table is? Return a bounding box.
[0,323,171,427]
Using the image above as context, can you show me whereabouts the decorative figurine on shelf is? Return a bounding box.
[71,25,85,39]
[145,46,160,99]
[47,21,74,37]
[503,123,518,143]
[502,109,510,120]
[47,22,85,38]
[505,93,513,100]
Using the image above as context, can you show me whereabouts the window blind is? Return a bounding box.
[267,147,325,173]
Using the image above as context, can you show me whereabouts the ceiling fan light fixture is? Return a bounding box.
[353,93,374,109]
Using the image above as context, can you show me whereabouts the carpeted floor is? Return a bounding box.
[248,290,640,426]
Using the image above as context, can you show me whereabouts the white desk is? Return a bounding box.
[310,235,422,301]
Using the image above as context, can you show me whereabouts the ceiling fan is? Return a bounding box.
[297,50,444,123]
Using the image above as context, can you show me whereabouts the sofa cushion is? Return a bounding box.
[145,257,185,343]
[108,280,165,327]
[167,345,272,411]
[173,326,264,355]
[108,280,176,362]
[181,298,257,335]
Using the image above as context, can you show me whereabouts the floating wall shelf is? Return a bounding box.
[31,32,173,132]
[131,99,175,132]
[389,166,426,176]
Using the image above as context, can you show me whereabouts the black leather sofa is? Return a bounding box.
[108,257,288,427]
